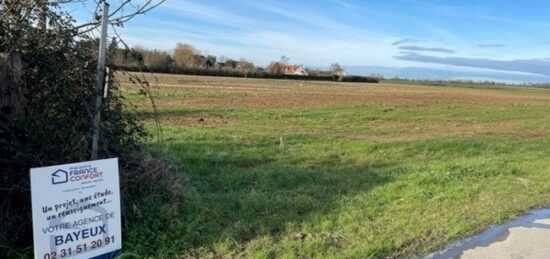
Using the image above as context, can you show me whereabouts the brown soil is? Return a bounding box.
[356,120,520,142]
[121,73,550,109]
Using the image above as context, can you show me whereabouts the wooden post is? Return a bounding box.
[90,1,109,160]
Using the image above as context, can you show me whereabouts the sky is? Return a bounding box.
[66,0,550,83]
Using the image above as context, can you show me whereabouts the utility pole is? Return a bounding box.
[90,1,109,160]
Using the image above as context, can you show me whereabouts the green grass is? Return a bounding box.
[122,76,550,258]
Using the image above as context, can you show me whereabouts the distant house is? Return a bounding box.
[196,55,215,69]
[216,59,238,69]
[283,64,309,76]
[225,60,238,69]
[215,61,225,69]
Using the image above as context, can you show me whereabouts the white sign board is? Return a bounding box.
[31,158,122,259]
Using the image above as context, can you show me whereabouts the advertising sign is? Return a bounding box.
[30,158,121,259]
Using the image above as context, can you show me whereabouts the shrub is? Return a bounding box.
[0,1,185,254]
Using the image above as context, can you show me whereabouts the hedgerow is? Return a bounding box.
[0,2,185,256]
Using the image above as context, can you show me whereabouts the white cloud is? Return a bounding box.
[160,0,256,28]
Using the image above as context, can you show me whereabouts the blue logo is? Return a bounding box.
[51,169,68,185]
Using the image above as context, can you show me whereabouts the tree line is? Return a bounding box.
[111,42,379,83]
[113,42,259,73]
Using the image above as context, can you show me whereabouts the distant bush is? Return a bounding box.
[341,75,380,83]
[382,77,523,87]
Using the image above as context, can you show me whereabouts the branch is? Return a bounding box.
[108,0,132,18]
[73,0,165,32]
[112,25,164,144]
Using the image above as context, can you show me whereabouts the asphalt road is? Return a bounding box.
[426,208,550,259]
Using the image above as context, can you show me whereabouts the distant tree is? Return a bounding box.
[145,50,172,71]
[266,62,283,74]
[173,42,199,68]
[330,63,344,74]
[237,58,255,73]
[207,55,217,64]
[306,68,332,77]
[330,63,346,81]
[133,47,171,71]
[225,59,238,69]
[110,39,144,67]
[280,55,290,66]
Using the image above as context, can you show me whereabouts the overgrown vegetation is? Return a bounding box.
[0,2,185,257]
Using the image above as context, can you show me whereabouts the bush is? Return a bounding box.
[341,75,380,83]
[0,1,186,254]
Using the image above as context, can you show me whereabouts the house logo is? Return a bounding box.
[51,169,69,185]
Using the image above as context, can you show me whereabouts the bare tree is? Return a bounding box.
[330,63,344,74]
[68,0,166,33]
[266,62,283,75]
[280,55,290,66]
[330,63,346,81]
[173,42,200,68]
[142,49,171,70]
[237,58,255,73]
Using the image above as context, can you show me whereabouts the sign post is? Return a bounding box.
[91,0,110,161]
[30,158,122,259]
